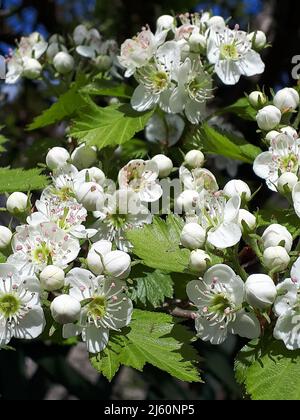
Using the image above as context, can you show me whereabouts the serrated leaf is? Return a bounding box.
[126,215,190,273]
[195,123,262,164]
[220,97,257,121]
[129,267,174,308]
[120,138,149,160]
[257,208,300,238]
[0,168,49,193]
[70,102,153,150]
[80,79,133,98]
[90,309,201,383]
[235,336,300,400]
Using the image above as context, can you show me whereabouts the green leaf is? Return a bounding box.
[257,208,300,238]
[235,336,300,400]
[0,253,7,263]
[70,102,153,150]
[0,168,49,193]
[119,138,149,160]
[220,97,257,121]
[126,215,190,273]
[0,129,8,153]
[80,79,133,98]
[196,123,262,164]
[90,309,201,383]
[129,267,174,308]
[28,81,87,130]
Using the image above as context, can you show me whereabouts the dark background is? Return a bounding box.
[0,0,299,400]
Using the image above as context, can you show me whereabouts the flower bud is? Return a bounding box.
[265,130,280,143]
[180,223,206,250]
[6,192,29,215]
[263,246,290,272]
[176,190,199,213]
[223,180,251,201]
[262,224,293,253]
[46,43,67,62]
[280,126,298,139]
[256,105,282,131]
[87,240,112,275]
[22,57,42,79]
[189,33,207,53]
[94,55,113,71]
[103,250,131,279]
[207,16,226,30]
[50,295,81,324]
[274,88,300,112]
[248,91,267,109]
[53,52,75,75]
[151,154,173,178]
[184,150,205,168]
[0,226,12,250]
[248,31,267,50]
[71,144,97,170]
[189,250,211,273]
[245,274,277,310]
[46,147,70,171]
[156,15,175,32]
[40,265,65,292]
[78,167,106,185]
[238,210,256,231]
[75,182,104,211]
[278,172,298,194]
[49,34,65,44]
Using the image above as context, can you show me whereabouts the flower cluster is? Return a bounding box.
[119,12,266,124]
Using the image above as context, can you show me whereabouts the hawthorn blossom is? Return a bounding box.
[0,264,45,347]
[187,265,260,345]
[180,166,219,193]
[63,268,133,353]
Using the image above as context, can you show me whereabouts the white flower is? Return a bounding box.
[256,105,282,131]
[145,113,185,147]
[63,268,133,353]
[245,274,277,310]
[263,246,290,272]
[40,265,65,292]
[180,166,218,193]
[118,159,162,203]
[278,172,298,194]
[248,31,267,50]
[274,88,300,113]
[189,250,211,273]
[0,264,45,347]
[207,27,265,85]
[189,32,207,53]
[73,25,103,59]
[41,164,79,203]
[180,223,206,250]
[198,193,242,250]
[207,16,226,30]
[280,126,299,139]
[0,227,12,250]
[151,154,173,178]
[187,265,260,345]
[71,144,97,170]
[156,15,175,32]
[265,130,280,143]
[53,52,75,74]
[253,134,300,191]
[176,190,200,214]
[223,179,251,201]
[169,57,214,124]
[238,210,256,231]
[75,182,105,212]
[262,224,293,253]
[51,295,81,324]
[8,222,80,275]
[46,147,71,171]
[185,150,205,169]
[87,240,112,275]
[248,91,267,108]
[273,258,300,350]
[6,192,29,215]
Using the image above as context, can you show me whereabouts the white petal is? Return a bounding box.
[224,196,241,223]
[66,268,96,301]
[291,257,300,284]
[208,222,242,249]
[139,183,163,203]
[274,279,298,317]
[106,297,133,330]
[82,325,109,354]
[63,323,82,339]
[230,311,261,339]
[215,60,241,85]
[0,321,12,347]
[131,85,158,112]
[293,183,300,218]
[253,152,273,180]
[274,309,300,350]
[240,50,265,77]
[169,87,186,114]
[203,264,236,287]
[76,45,96,58]
[195,316,228,345]
[14,306,45,340]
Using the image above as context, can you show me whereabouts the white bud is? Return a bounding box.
[6,192,29,215]
[49,34,65,44]
[40,265,65,291]
[207,16,226,30]
[248,31,267,50]
[180,223,206,250]
[176,190,199,213]
[87,240,112,275]
[245,274,277,310]
[50,295,81,325]
[280,126,298,138]
[265,130,280,143]
[189,33,207,53]
[103,250,131,279]
[189,250,211,273]
[256,105,282,131]
[78,167,106,185]
[151,154,173,177]
[75,182,104,211]
[71,144,97,170]
[278,172,298,194]
[0,226,12,250]
[46,43,67,62]
[223,180,251,201]
[274,88,300,112]
[53,52,75,74]
[46,147,70,171]
[263,246,290,272]
[262,224,293,253]
[156,15,175,32]
[94,55,113,71]
[22,57,42,79]
[248,91,267,108]
[185,150,205,168]
[238,210,256,231]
